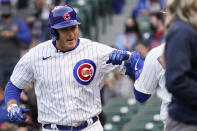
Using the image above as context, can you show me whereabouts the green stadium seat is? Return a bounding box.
[103,97,145,130]
[121,96,163,131]
[122,120,162,131]
[104,123,119,131]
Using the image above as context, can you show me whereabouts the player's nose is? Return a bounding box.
[67,31,75,38]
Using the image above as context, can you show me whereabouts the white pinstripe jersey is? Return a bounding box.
[10,38,126,126]
[134,44,171,121]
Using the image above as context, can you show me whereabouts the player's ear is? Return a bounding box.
[54,29,59,40]
[48,23,59,40]
[51,28,59,40]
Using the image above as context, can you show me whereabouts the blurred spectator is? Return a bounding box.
[27,0,54,43]
[147,12,165,49]
[35,0,53,43]
[134,40,150,59]
[159,0,166,13]
[0,122,17,131]
[148,0,161,13]
[0,0,32,88]
[112,0,125,14]
[19,84,39,130]
[132,0,151,37]
[103,72,133,102]
[14,0,29,21]
[131,0,161,19]
[115,17,140,51]
[165,0,197,130]
[131,0,148,19]
[132,0,162,37]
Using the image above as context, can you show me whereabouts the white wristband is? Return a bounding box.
[7,104,18,112]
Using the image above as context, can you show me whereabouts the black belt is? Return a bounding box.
[43,116,98,131]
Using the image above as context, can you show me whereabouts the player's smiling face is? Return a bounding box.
[56,25,79,51]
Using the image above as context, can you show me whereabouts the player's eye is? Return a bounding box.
[59,26,76,32]
[70,26,76,30]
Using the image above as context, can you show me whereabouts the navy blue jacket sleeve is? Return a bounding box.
[14,18,32,44]
[165,24,197,107]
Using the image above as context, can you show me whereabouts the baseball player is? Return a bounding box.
[4,5,133,131]
[129,1,171,129]
[109,43,171,130]
[132,44,171,130]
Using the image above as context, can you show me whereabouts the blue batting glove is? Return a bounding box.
[7,104,29,122]
[129,51,144,80]
[106,50,129,65]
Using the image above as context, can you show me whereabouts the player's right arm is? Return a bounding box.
[4,51,34,122]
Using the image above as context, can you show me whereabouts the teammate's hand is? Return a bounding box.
[106,50,129,65]
[7,104,29,122]
[129,51,144,79]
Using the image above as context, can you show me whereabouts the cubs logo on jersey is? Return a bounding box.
[73,59,96,85]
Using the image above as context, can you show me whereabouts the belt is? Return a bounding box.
[43,116,98,131]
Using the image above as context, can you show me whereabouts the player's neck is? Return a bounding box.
[56,40,77,51]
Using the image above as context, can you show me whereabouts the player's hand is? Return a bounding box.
[106,50,129,65]
[7,104,29,122]
[129,51,144,79]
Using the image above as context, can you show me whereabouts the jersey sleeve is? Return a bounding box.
[10,51,34,89]
[134,50,158,94]
[96,42,126,75]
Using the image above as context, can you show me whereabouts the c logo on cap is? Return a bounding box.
[64,13,70,21]
[73,59,96,85]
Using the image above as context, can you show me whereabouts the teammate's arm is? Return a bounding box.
[128,51,151,103]
[133,87,151,103]
[134,49,159,103]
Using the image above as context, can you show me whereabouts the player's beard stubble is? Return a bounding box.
[56,32,79,51]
